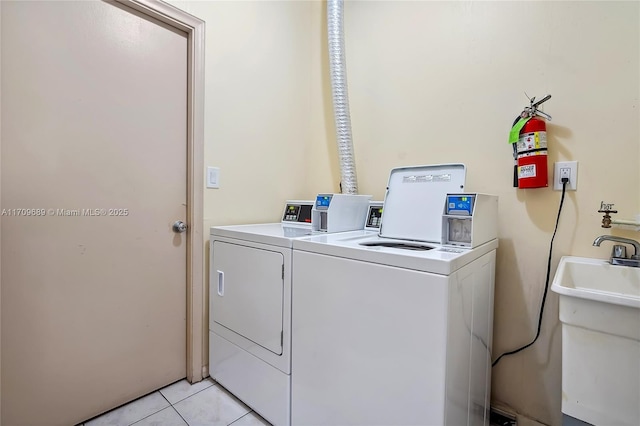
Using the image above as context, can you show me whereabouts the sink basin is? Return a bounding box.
[552,256,640,306]
[551,256,640,426]
[552,256,640,339]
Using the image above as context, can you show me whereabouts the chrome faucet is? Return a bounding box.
[593,235,640,267]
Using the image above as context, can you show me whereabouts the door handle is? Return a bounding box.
[173,220,187,233]
[217,270,224,296]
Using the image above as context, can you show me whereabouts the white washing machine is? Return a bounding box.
[290,164,498,426]
[209,198,376,426]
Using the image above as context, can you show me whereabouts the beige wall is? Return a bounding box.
[166,0,317,376]
[330,1,638,424]
[170,0,314,226]
[170,0,639,424]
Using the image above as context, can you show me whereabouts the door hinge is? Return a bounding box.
[282,264,284,280]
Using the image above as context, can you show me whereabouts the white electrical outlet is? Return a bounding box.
[207,166,220,189]
[553,161,578,191]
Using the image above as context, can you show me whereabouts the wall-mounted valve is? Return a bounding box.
[598,201,617,228]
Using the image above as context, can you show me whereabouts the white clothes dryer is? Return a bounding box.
[209,200,315,426]
[209,199,379,426]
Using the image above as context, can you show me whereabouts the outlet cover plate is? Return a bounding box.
[554,161,578,191]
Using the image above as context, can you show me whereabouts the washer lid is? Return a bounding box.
[379,163,466,243]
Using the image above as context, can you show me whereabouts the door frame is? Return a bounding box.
[114,0,206,384]
[0,0,206,392]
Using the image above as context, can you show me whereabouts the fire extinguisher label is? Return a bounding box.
[517,131,547,152]
[518,164,536,178]
[518,149,548,158]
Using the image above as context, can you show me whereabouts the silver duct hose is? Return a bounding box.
[328,0,358,194]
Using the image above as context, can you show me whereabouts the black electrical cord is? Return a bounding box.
[492,179,568,367]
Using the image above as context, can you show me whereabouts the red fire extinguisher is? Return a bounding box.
[510,95,552,189]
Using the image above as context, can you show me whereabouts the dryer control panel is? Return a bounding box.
[281,200,313,226]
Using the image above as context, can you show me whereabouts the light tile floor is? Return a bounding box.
[81,378,271,426]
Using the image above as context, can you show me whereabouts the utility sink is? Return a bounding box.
[551,256,640,426]
[552,256,640,339]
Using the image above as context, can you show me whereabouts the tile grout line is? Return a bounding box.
[168,381,257,426]
[226,411,254,426]
[158,389,190,426]
[83,379,217,426]
[158,390,172,407]
[167,379,216,406]
[168,379,220,426]
[168,405,190,426]
[127,392,173,426]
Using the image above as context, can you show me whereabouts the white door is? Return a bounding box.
[1,1,188,425]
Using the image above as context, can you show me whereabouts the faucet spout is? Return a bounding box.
[593,235,640,259]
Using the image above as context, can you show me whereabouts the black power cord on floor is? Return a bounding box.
[492,178,568,367]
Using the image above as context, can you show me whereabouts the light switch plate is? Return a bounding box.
[207,167,220,189]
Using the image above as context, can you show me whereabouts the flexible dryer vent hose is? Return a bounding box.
[328,0,358,194]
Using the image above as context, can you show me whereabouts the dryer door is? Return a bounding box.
[212,241,284,355]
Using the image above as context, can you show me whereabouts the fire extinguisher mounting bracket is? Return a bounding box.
[522,94,552,121]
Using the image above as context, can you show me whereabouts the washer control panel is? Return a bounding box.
[365,202,384,231]
[442,193,498,248]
